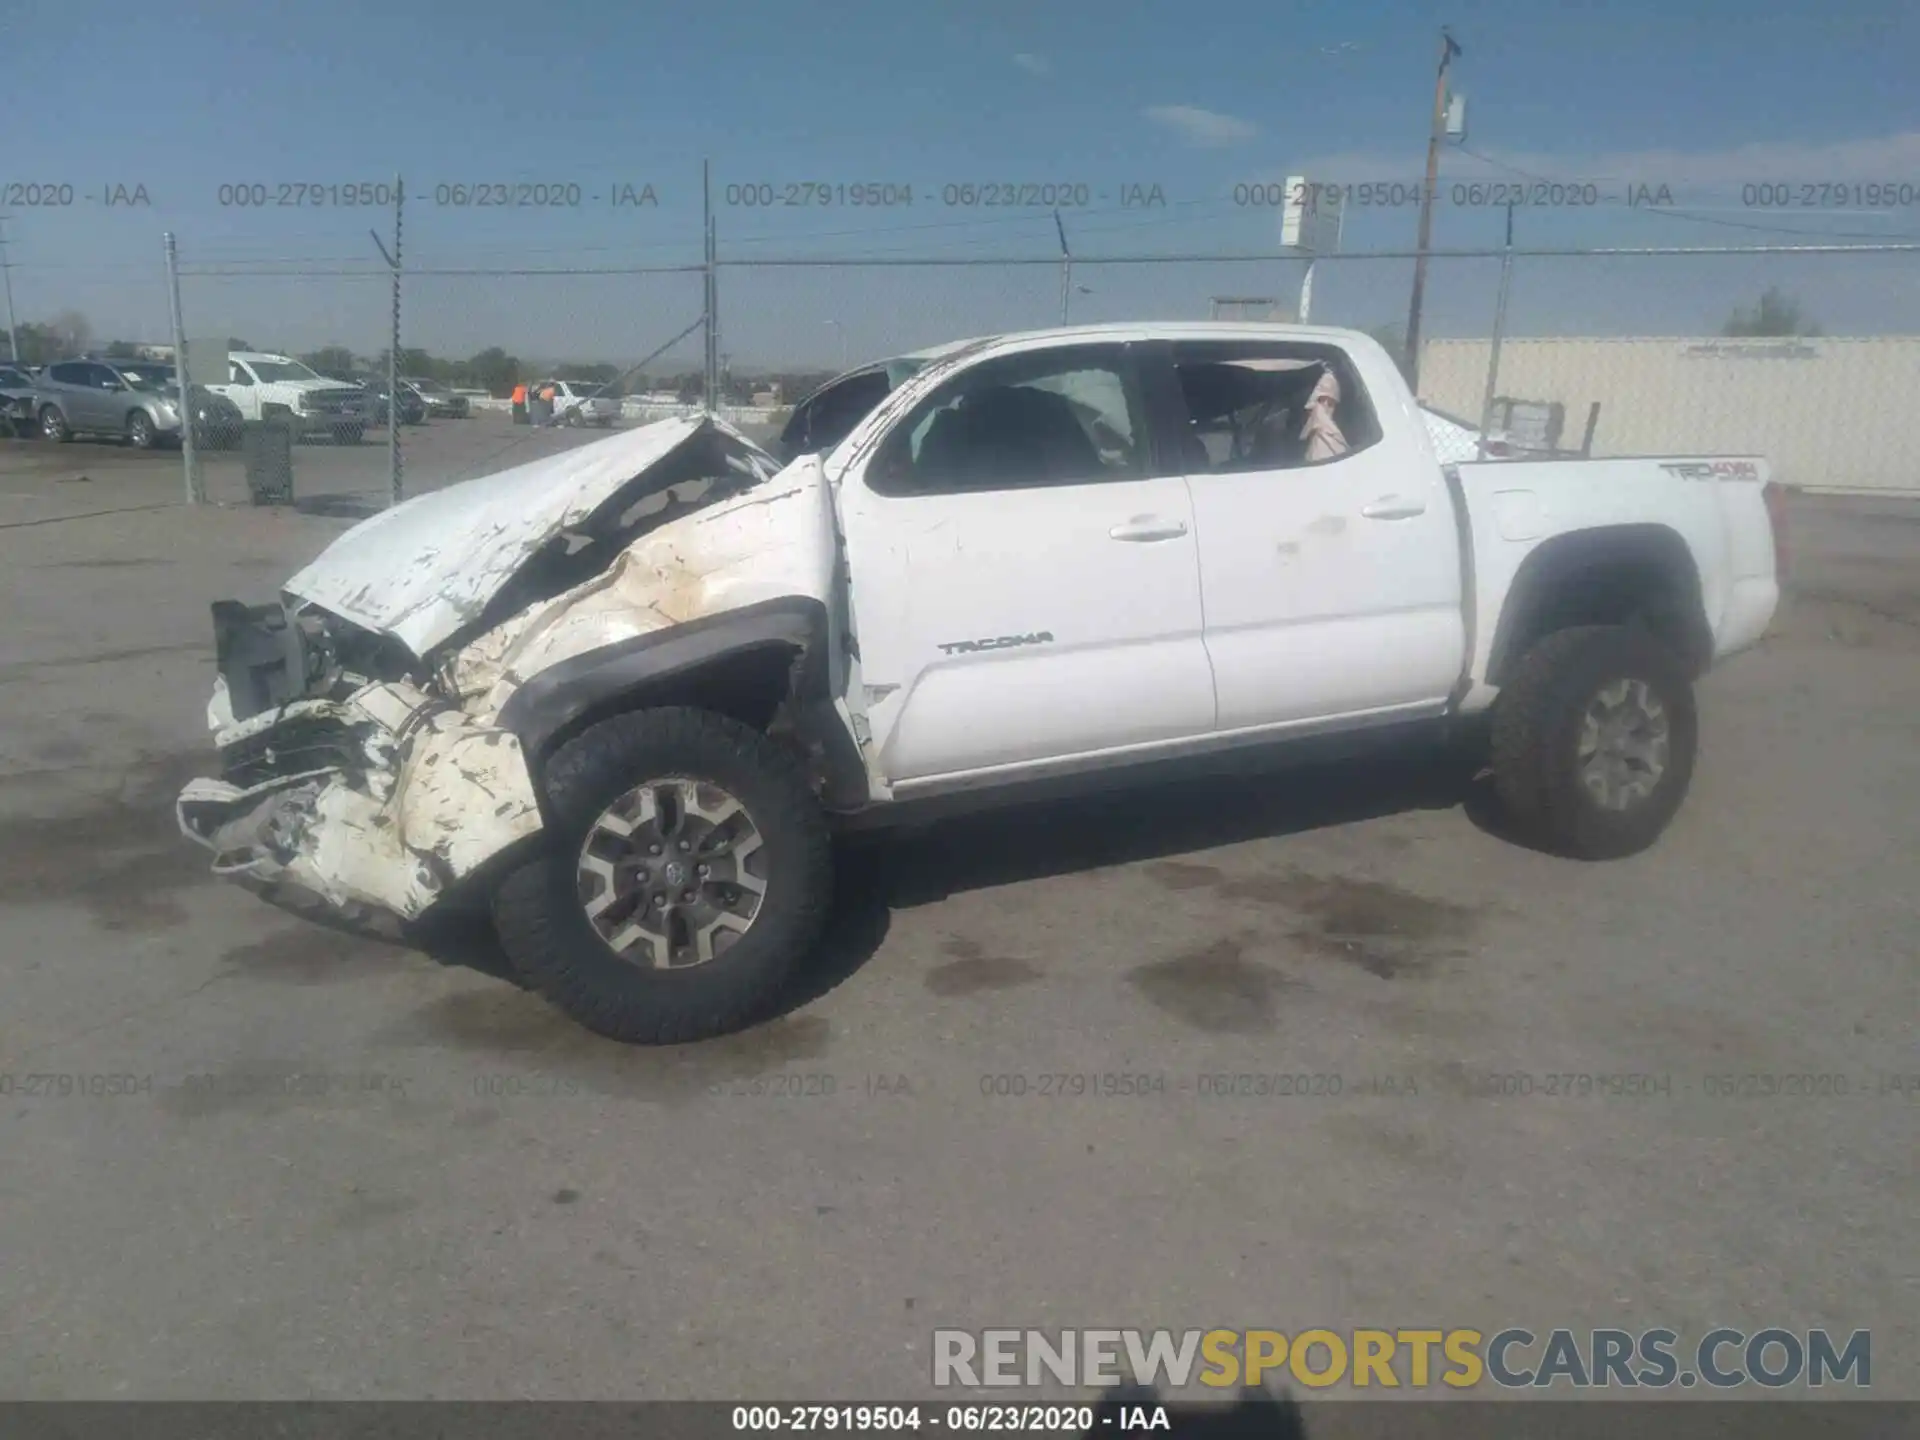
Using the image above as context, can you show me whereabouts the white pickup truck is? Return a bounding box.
[178,323,1783,1044]
[205,351,370,443]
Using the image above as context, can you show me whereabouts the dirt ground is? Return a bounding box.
[0,418,1915,1400]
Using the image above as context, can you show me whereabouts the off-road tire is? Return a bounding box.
[1490,625,1698,859]
[492,707,833,1044]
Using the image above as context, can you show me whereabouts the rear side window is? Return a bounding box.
[781,368,892,459]
[1169,340,1381,474]
[48,362,88,385]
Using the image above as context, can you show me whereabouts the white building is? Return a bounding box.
[1419,335,1920,497]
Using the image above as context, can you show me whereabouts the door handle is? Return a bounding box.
[1109,517,1189,542]
[1360,496,1427,520]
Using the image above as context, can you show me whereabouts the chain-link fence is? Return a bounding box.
[161,191,1920,507]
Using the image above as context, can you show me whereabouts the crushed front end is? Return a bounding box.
[177,601,545,925]
[174,415,797,929]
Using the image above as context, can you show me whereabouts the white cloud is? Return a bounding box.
[1145,105,1259,148]
[1012,52,1051,76]
[1284,132,1920,189]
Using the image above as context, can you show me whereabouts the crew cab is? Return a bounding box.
[205,351,369,443]
[177,323,1783,1045]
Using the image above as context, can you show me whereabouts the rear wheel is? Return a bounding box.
[40,405,71,442]
[492,708,833,1044]
[1490,625,1698,859]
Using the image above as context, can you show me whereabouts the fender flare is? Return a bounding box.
[1484,523,1712,685]
[496,596,870,810]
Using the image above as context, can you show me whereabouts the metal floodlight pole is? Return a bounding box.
[163,232,204,505]
[1477,202,1516,455]
[0,215,20,366]
[1404,26,1462,391]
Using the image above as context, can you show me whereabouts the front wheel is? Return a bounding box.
[126,410,158,449]
[491,708,833,1044]
[1489,625,1698,859]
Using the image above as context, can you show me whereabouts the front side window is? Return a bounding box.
[870,344,1145,497]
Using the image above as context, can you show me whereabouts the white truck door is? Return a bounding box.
[832,339,1216,789]
[209,360,258,418]
[1164,337,1465,730]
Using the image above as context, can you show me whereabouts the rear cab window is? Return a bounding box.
[780,368,893,460]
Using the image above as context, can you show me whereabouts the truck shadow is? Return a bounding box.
[268,734,1513,1021]
[780,734,1506,1014]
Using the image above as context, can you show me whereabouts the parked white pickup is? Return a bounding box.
[180,322,1784,1045]
[204,351,369,443]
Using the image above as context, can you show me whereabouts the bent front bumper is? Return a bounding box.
[177,679,546,922]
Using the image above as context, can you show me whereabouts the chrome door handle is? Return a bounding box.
[1360,496,1427,520]
[1109,517,1189,542]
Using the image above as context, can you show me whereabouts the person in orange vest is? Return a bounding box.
[536,382,558,426]
[510,381,529,425]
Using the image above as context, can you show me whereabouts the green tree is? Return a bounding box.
[1722,288,1820,337]
[463,347,521,393]
[104,339,141,359]
[226,337,252,350]
[301,345,358,377]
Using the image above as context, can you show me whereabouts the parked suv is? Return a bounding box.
[403,376,469,418]
[342,374,427,427]
[205,351,369,443]
[35,358,240,449]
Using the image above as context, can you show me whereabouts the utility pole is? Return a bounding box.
[0,215,20,365]
[1404,26,1462,393]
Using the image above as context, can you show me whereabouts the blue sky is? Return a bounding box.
[5,0,1917,367]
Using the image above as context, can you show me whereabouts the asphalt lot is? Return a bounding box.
[0,417,1915,1402]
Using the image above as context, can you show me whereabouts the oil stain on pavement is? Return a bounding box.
[1145,860,1481,980]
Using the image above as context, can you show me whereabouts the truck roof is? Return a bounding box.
[902,321,1377,358]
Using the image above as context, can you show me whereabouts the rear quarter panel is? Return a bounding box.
[1452,454,1776,703]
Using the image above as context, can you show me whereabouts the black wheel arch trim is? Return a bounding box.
[496,595,871,811]
[1484,523,1713,686]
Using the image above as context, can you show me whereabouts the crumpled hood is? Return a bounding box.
[283,416,780,658]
